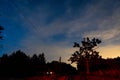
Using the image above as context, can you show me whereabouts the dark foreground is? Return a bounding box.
[26,75,120,80]
[0,75,120,80]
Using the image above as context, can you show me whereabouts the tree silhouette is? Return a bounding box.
[30,53,46,75]
[69,37,101,74]
[0,50,47,77]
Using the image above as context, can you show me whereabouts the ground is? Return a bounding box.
[26,75,120,80]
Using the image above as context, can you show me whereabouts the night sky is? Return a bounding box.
[0,0,120,64]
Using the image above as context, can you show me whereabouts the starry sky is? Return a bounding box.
[0,0,120,64]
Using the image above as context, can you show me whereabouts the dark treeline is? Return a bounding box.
[0,50,77,78]
[77,56,120,72]
[69,37,120,76]
[0,50,120,78]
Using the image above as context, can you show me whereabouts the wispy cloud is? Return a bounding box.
[19,0,120,62]
[21,38,75,62]
[83,28,120,41]
[82,5,120,44]
[2,0,120,62]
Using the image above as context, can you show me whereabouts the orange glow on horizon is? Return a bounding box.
[97,45,120,59]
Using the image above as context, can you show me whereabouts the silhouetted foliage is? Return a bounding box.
[0,50,77,78]
[0,50,46,77]
[0,49,120,78]
[30,53,46,76]
[69,37,102,74]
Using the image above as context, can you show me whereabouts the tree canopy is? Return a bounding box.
[69,37,102,74]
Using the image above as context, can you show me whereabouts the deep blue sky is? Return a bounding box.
[0,0,120,63]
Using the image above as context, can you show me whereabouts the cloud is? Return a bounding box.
[1,0,120,69]
[83,28,120,41]
[13,0,120,63]
[81,0,120,44]
[21,38,75,63]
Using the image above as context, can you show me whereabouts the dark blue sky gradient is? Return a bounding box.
[0,0,120,62]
